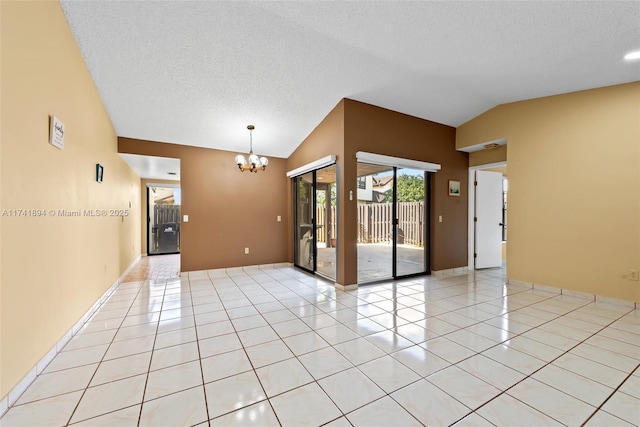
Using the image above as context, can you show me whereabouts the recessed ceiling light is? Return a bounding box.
[624,50,640,61]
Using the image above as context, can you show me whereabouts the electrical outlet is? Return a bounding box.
[245,247,249,255]
[630,269,639,281]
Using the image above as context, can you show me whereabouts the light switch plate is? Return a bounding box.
[183,215,189,222]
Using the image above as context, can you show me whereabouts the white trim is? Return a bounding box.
[335,283,358,291]
[432,266,469,276]
[507,278,638,308]
[532,283,561,294]
[356,152,441,172]
[0,254,141,416]
[506,278,533,288]
[286,155,337,178]
[468,161,507,269]
[595,295,636,308]
[561,289,595,301]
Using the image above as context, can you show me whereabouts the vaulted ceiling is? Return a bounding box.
[61,1,640,161]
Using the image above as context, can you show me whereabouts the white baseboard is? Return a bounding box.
[335,283,358,291]
[560,288,595,301]
[532,283,561,294]
[508,277,637,308]
[596,295,636,308]
[432,266,469,276]
[183,262,295,278]
[0,254,141,417]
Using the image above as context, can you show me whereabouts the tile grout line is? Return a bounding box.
[189,274,213,427]
[445,302,637,426]
[63,280,146,426]
[135,277,168,427]
[4,264,637,426]
[206,270,284,426]
[579,363,640,427]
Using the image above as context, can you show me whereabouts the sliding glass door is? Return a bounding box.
[294,172,314,271]
[293,164,337,280]
[356,164,394,282]
[356,163,431,283]
[315,165,337,279]
[395,168,427,277]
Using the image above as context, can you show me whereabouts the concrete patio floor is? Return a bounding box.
[316,243,426,283]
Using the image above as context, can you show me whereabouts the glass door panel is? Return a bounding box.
[357,163,394,283]
[148,185,181,255]
[294,172,314,271]
[315,165,337,280]
[395,168,426,276]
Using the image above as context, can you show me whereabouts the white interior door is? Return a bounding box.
[475,170,503,269]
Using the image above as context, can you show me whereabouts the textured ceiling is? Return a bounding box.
[61,1,640,160]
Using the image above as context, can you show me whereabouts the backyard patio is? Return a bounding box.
[316,243,426,283]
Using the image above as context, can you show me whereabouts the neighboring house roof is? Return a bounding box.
[372,176,393,188]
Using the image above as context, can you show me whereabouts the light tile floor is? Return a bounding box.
[1,265,639,426]
[121,254,180,282]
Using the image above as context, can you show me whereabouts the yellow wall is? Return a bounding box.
[469,145,507,167]
[1,1,141,398]
[458,83,640,302]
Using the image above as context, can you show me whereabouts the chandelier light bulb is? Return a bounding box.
[234,125,268,172]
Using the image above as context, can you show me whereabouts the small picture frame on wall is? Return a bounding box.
[448,180,460,197]
[96,164,104,183]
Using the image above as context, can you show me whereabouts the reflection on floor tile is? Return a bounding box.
[2,263,638,426]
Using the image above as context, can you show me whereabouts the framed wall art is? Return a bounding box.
[448,180,460,197]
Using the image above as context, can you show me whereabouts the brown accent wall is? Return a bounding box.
[287,99,468,286]
[1,2,141,398]
[119,139,289,271]
[343,100,468,280]
[286,101,346,281]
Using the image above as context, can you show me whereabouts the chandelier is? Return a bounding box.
[234,125,268,173]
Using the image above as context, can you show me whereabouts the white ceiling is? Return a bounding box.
[119,153,180,181]
[62,1,640,165]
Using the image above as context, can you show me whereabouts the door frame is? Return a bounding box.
[292,171,317,274]
[467,161,507,269]
[290,162,339,280]
[146,183,181,256]
[356,164,433,284]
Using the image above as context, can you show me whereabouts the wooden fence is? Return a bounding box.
[316,202,424,246]
[315,206,337,243]
[154,204,181,226]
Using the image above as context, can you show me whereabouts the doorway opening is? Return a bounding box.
[468,162,507,269]
[147,184,181,255]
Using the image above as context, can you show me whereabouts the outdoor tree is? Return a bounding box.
[385,174,425,202]
[316,185,337,206]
